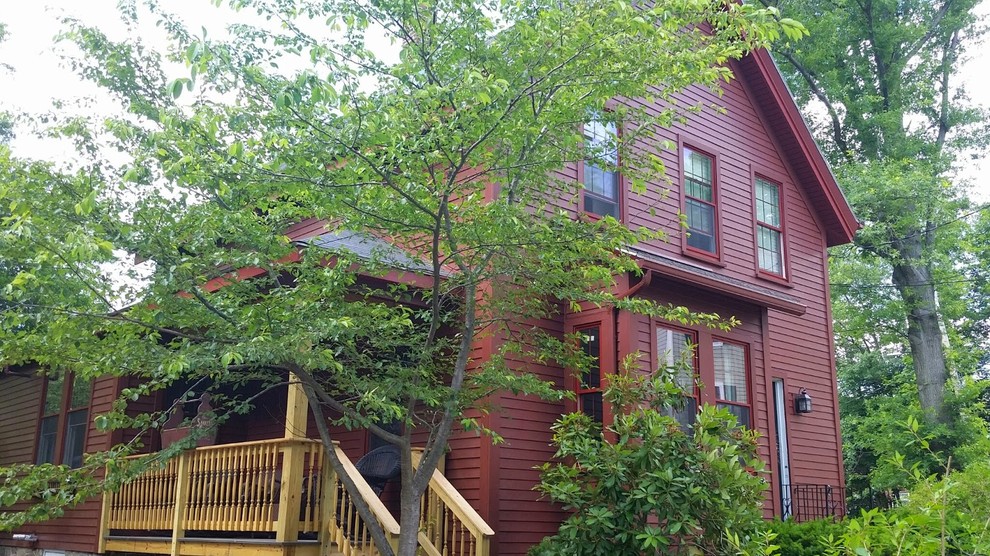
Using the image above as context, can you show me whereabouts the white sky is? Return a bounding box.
[1,0,988,202]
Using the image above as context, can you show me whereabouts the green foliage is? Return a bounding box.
[771,0,990,433]
[766,420,990,556]
[0,0,800,551]
[532,372,768,556]
[767,518,846,556]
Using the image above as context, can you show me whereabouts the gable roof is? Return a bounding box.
[738,49,860,247]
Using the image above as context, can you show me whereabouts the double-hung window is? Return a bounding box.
[713,340,751,428]
[577,326,604,424]
[581,118,620,219]
[755,177,785,277]
[657,326,698,430]
[683,147,718,255]
[656,326,752,430]
[36,372,92,468]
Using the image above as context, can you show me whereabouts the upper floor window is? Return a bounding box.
[577,325,604,424]
[713,340,751,428]
[755,177,785,277]
[581,118,619,219]
[657,326,697,430]
[683,147,718,255]
[37,372,91,468]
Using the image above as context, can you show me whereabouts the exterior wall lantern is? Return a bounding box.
[794,388,812,414]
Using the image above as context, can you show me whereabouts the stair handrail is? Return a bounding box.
[330,442,401,552]
[426,468,495,539]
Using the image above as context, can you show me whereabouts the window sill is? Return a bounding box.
[681,247,725,268]
[755,270,793,288]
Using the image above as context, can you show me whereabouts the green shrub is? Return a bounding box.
[767,518,846,556]
[531,371,768,556]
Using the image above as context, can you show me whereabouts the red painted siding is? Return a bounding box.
[0,374,119,554]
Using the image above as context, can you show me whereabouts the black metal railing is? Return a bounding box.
[781,483,846,522]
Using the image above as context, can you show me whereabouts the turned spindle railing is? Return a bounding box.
[100,438,492,556]
[100,438,326,548]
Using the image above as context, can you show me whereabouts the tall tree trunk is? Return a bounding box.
[891,238,950,424]
[398,475,422,556]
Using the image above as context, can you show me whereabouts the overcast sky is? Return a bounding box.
[1,0,988,201]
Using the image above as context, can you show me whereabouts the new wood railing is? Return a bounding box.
[327,442,401,555]
[100,439,492,556]
[100,438,326,550]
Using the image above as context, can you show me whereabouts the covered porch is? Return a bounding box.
[98,379,492,556]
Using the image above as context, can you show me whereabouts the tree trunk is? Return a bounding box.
[398,477,422,556]
[891,240,950,424]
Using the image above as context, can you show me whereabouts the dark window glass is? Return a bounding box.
[44,373,64,415]
[579,326,601,389]
[580,391,604,424]
[717,403,751,428]
[577,326,604,424]
[37,416,58,464]
[70,375,92,409]
[583,119,619,218]
[62,410,88,468]
[683,148,717,254]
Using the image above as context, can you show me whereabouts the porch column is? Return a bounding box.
[284,372,309,439]
[276,373,309,542]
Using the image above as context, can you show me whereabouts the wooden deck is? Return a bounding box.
[99,439,492,556]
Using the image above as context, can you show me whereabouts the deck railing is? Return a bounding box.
[327,442,402,555]
[417,466,494,556]
[100,439,492,556]
[101,438,326,545]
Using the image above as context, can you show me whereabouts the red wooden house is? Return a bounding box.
[0,46,857,556]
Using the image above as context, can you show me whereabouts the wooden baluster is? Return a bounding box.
[244,444,257,531]
[221,447,232,531]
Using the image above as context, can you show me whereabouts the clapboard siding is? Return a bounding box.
[0,374,120,553]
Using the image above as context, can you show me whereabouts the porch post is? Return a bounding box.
[170,452,191,556]
[97,467,111,554]
[276,373,309,543]
[284,373,309,439]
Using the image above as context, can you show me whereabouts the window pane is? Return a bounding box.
[580,391,604,424]
[717,402,751,428]
[579,326,601,389]
[668,396,697,432]
[62,410,88,468]
[755,179,780,227]
[686,200,716,253]
[70,375,92,409]
[684,148,713,191]
[37,416,58,464]
[713,341,747,404]
[584,193,619,218]
[758,226,783,274]
[583,118,619,218]
[584,119,618,165]
[656,328,695,391]
[44,373,64,415]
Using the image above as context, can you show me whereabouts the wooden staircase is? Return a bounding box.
[98,439,492,556]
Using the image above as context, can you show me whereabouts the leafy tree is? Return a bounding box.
[763,0,989,426]
[0,0,801,554]
[532,371,768,556]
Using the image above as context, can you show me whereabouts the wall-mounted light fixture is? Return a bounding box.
[794,388,812,414]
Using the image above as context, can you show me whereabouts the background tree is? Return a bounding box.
[0,1,800,553]
[762,0,989,427]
